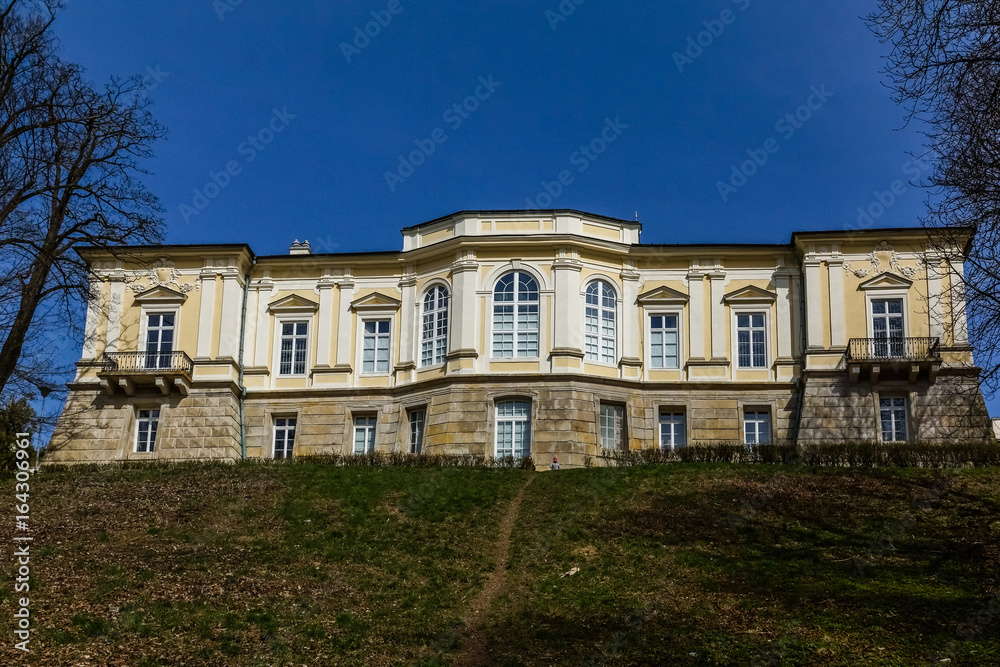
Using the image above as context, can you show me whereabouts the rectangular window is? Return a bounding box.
[279,321,308,375]
[872,298,905,357]
[744,410,771,446]
[144,312,175,369]
[353,415,377,454]
[737,313,767,368]
[274,417,296,460]
[659,411,686,450]
[599,403,625,450]
[409,409,426,454]
[495,400,531,458]
[362,319,391,373]
[135,409,159,453]
[649,314,679,369]
[879,397,908,442]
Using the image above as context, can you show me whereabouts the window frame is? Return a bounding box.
[139,308,178,370]
[743,409,771,447]
[878,395,909,443]
[134,407,160,453]
[598,402,626,450]
[491,271,541,359]
[494,399,532,458]
[659,409,687,450]
[277,319,310,377]
[361,317,393,375]
[420,285,450,367]
[273,416,297,460]
[734,310,769,369]
[585,280,618,365]
[869,296,907,358]
[408,407,426,454]
[353,414,378,454]
[647,312,682,370]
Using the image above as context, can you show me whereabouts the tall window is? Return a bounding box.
[585,281,617,363]
[144,313,174,369]
[744,410,771,446]
[737,313,767,368]
[493,272,539,358]
[495,400,531,457]
[279,322,308,375]
[649,314,679,369]
[872,298,904,357]
[409,409,426,454]
[274,417,296,460]
[353,415,377,454]
[421,286,449,366]
[362,319,391,373]
[135,409,159,453]
[879,397,908,442]
[659,411,686,450]
[599,403,625,450]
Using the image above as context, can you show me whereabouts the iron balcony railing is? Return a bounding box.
[100,350,194,375]
[846,337,940,362]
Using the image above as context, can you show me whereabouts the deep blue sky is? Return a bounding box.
[47,1,997,417]
[54,0,932,254]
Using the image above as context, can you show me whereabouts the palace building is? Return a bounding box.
[47,210,992,465]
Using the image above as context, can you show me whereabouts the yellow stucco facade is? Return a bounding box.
[48,210,992,466]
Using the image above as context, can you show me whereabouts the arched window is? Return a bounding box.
[421,285,449,366]
[492,271,539,358]
[585,280,616,363]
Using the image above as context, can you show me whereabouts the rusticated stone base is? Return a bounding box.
[797,371,992,443]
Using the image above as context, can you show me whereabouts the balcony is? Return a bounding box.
[97,351,193,396]
[845,337,940,384]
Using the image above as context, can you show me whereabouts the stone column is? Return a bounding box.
[334,275,355,372]
[82,283,102,360]
[252,279,273,368]
[218,270,244,360]
[103,272,126,353]
[827,256,846,348]
[619,266,642,378]
[316,274,337,367]
[949,259,969,345]
[926,255,944,339]
[396,273,417,377]
[196,269,217,359]
[447,256,480,373]
[774,269,793,359]
[709,271,726,359]
[803,257,824,350]
[687,271,705,359]
[551,254,584,371]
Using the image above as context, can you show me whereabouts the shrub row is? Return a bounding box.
[294,452,537,470]
[599,440,1000,468]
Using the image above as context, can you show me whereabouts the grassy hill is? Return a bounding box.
[1,461,999,666]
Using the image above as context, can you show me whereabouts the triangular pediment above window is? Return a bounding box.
[132,285,188,305]
[267,294,319,313]
[722,285,777,303]
[637,285,689,305]
[351,292,402,310]
[858,272,913,290]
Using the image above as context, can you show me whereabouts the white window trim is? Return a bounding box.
[742,407,772,446]
[658,408,687,450]
[583,279,619,366]
[865,291,910,339]
[494,399,532,458]
[488,268,545,361]
[645,310,683,370]
[353,413,379,454]
[731,306,771,371]
[420,284,450,368]
[407,407,426,454]
[598,401,627,450]
[358,316,394,376]
[138,306,180,358]
[134,406,162,454]
[877,393,910,443]
[273,317,312,378]
[272,415,297,459]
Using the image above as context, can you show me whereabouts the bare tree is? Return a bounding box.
[0,0,165,398]
[868,1,1000,396]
